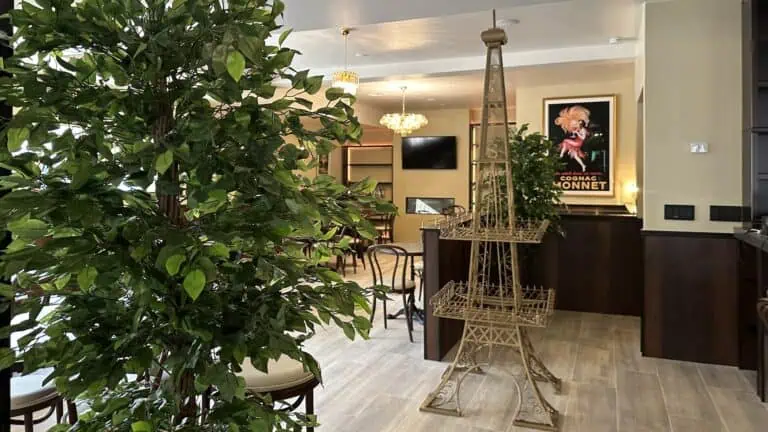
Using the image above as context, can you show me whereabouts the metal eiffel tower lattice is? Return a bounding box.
[419,14,561,432]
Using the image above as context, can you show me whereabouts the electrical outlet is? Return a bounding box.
[664,204,695,221]
[690,142,708,153]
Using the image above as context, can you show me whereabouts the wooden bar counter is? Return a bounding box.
[422,205,643,361]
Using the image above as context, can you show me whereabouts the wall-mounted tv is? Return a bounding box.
[402,136,457,170]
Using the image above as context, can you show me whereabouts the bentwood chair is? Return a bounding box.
[373,214,395,244]
[203,357,319,431]
[367,244,416,342]
[440,204,467,217]
[10,364,78,431]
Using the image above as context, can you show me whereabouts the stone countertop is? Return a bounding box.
[735,229,768,251]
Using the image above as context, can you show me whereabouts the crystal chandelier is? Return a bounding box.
[379,86,428,136]
[331,28,359,96]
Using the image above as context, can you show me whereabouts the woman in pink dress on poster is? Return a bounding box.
[555,106,590,172]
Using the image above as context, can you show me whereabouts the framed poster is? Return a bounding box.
[544,95,616,196]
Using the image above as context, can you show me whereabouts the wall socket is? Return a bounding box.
[664,204,695,221]
[690,142,708,153]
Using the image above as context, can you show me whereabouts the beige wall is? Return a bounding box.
[643,0,742,232]
[515,63,638,207]
[393,109,471,242]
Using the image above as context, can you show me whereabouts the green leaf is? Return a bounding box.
[0,283,12,298]
[0,347,16,370]
[226,51,246,82]
[77,267,98,291]
[278,28,293,46]
[272,0,285,17]
[341,322,355,340]
[285,198,301,214]
[155,150,173,174]
[238,36,264,63]
[212,45,228,76]
[206,243,229,258]
[218,372,242,402]
[131,421,152,432]
[305,76,323,94]
[131,244,149,261]
[165,254,186,276]
[325,87,345,101]
[183,270,206,301]
[7,128,29,152]
[54,274,71,290]
[272,50,295,69]
[8,218,48,240]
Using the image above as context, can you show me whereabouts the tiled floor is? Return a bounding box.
[13,257,768,431]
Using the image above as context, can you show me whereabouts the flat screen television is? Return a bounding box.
[402,136,457,170]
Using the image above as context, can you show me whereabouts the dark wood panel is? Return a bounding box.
[422,229,470,361]
[644,234,739,366]
[739,241,758,371]
[527,216,643,316]
[758,298,768,401]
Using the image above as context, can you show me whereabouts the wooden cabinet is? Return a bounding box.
[743,0,768,221]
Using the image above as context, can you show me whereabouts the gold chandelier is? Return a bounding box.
[331,28,359,96]
[379,86,428,136]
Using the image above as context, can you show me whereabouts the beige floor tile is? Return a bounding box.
[656,361,719,422]
[668,416,725,432]
[617,370,670,431]
[708,387,768,432]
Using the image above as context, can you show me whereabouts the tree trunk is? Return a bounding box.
[153,91,197,424]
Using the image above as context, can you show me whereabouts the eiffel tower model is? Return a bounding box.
[419,13,561,432]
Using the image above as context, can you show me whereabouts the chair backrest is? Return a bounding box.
[441,205,466,217]
[367,244,409,292]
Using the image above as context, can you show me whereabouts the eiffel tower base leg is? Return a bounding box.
[512,326,560,431]
[419,339,486,416]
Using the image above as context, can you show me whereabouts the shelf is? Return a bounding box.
[431,281,555,328]
[753,127,768,134]
[427,213,550,244]
[758,81,768,89]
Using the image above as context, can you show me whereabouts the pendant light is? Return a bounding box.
[331,28,359,96]
[379,86,428,136]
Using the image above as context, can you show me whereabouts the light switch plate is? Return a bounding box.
[690,142,708,153]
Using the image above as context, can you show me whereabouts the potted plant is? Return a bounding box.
[507,124,564,228]
[507,124,564,285]
[0,0,389,430]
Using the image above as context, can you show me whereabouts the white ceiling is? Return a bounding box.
[281,0,568,32]
[279,0,643,80]
[358,60,634,112]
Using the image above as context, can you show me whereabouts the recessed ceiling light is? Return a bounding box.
[498,18,520,26]
[368,93,383,97]
[427,98,436,102]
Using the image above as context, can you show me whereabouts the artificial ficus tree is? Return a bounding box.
[0,0,390,430]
